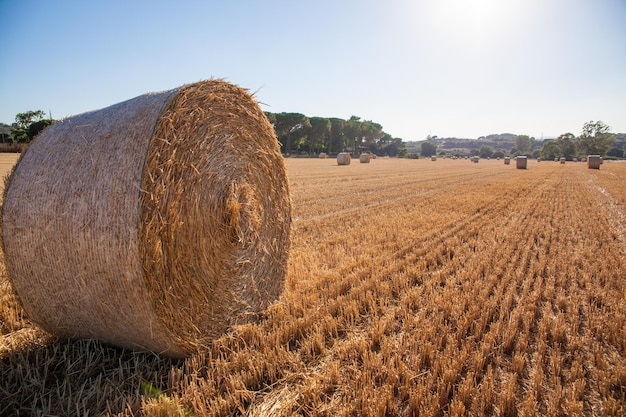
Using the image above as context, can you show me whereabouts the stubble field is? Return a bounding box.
[1,154,625,416]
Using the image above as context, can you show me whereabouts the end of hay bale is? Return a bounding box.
[337,152,351,165]
[2,79,292,358]
[587,155,601,169]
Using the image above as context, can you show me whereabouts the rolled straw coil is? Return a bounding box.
[337,152,351,165]
[1,80,292,358]
[587,155,601,169]
[359,153,371,163]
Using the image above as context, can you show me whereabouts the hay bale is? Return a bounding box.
[337,152,351,165]
[516,156,527,169]
[318,152,327,159]
[504,157,511,165]
[560,157,566,164]
[588,155,601,169]
[1,80,292,358]
[360,153,371,163]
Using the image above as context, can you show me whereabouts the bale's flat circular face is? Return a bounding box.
[139,81,292,354]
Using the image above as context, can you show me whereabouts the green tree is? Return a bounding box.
[606,147,623,158]
[555,133,577,160]
[540,139,560,160]
[11,110,54,143]
[343,116,363,154]
[515,135,531,155]
[420,141,437,157]
[358,119,384,152]
[328,118,346,153]
[479,145,494,159]
[577,120,614,156]
[384,137,405,157]
[305,117,331,154]
[273,112,310,154]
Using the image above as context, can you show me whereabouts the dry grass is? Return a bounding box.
[1,156,625,416]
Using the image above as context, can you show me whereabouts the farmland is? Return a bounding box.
[1,154,625,416]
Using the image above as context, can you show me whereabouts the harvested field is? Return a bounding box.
[1,155,626,416]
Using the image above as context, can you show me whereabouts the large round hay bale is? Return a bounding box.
[516,156,527,169]
[588,155,601,169]
[337,152,351,165]
[1,80,292,358]
[504,157,511,165]
[359,153,371,163]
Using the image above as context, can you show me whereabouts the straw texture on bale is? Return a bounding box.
[516,156,528,169]
[588,155,601,169]
[337,152,351,165]
[1,80,292,358]
[359,153,371,163]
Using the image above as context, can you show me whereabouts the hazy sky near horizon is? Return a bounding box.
[1,0,625,140]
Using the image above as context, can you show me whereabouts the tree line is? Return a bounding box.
[3,111,620,161]
[417,121,621,160]
[264,113,407,157]
[539,121,619,160]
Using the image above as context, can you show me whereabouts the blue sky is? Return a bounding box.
[1,0,625,140]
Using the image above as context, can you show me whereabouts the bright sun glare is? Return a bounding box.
[419,0,531,48]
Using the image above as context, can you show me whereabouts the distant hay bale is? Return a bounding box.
[371,154,377,159]
[1,80,292,358]
[560,157,566,164]
[360,153,371,163]
[337,152,351,165]
[504,157,511,165]
[588,155,601,169]
[472,156,479,163]
[516,156,527,169]
[319,152,327,159]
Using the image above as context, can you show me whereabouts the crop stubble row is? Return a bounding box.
[168,158,626,416]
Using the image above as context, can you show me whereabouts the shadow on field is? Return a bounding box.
[0,336,182,416]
